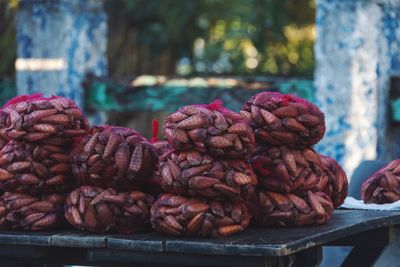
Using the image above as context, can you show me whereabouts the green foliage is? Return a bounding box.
[0,0,315,78]
[106,0,315,77]
[0,0,17,77]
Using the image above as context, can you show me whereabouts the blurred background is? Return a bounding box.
[2,0,400,266]
[1,0,315,77]
[1,0,400,188]
[0,0,316,129]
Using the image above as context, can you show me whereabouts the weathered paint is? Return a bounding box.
[16,0,107,108]
[315,0,400,178]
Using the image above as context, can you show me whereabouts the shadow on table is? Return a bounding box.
[320,159,387,267]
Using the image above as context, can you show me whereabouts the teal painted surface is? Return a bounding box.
[391,99,400,122]
[0,79,17,107]
[279,80,315,103]
[84,77,315,113]
[1,76,314,113]
[16,0,107,108]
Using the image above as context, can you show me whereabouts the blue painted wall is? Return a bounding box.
[16,0,107,108]
[315,0,400,178]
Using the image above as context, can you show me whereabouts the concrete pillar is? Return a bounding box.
[315,0,400,178]
[16,0,107,108]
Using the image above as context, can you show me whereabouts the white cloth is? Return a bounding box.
[340,197,400,211]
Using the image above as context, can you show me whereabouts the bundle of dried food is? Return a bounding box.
[164,100,255,159]
[64,186,154,233]
[151,194,250,237]
[0,140,72,195]
[0,192,65,231]
[318,155,348,208]
[113,191,155,233]
[160,150,257,201]
[246,190,333,227]
[361,159,400,204]
[152,140,173,158]
[251,146,324,193]
[150,120,172,157]
[0,94,90,143]
[146,140,173,195]
[71,126,157,189]
[241,92,325,148]
[0,132,8,150]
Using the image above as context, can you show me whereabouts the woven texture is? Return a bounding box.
[241,92,325,148]
[361,159,400,204]
[71,126,157,189]
[0,192,65,231]
[164,100,255,159]
[65,186,154,233]
[151,193,250,237]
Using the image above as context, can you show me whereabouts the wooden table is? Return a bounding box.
[0,210,398,267]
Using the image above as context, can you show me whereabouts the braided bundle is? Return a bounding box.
[251,146,324,193]
[319,155,348,208]
[0,192,65,231]
[164,100,255,159]
[153,101,256,237]
[64,186,154,233]
[71,126,156,189]
[241,91,325,148]
[160,150,257,201]
[246,190,333,227]
[145,140,173,194]
[361,159,400,204]
[241,91,346,227]
[0,94,89,143]
[151,194,250,237]
[0,140,72,195]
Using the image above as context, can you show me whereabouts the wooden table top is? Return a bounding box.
[0,209,399,257]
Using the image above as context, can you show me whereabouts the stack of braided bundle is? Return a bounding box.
[0,93,159,233]
[152,100,255,237]
[241,92,348,227]
[0,92,349,235]
[66,125,157,233]
[0,94,90,230]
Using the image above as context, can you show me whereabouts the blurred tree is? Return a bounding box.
[0,0,17,77]
[106,0,315,77]
[0,0,315,78]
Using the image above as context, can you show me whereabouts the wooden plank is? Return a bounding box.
[333,209,360,214]
[0,230,64,246]
[0,209,396,260]
[107,232,164,252]
[224,210,400,256]
[51,231,107,248]
[165,233,246,255]
[164,210,400,257]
